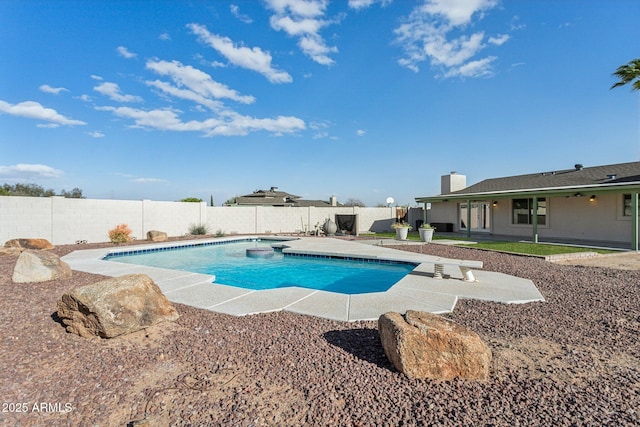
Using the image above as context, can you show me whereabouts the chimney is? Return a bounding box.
[270,186,279,192]
[329,196,337,206]
[441,171,466,194]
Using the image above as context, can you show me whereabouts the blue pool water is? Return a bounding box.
[105,239,416,294]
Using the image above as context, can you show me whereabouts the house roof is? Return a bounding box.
[230,188,335,207]
[233,188,300,206]
[416,161,640,202]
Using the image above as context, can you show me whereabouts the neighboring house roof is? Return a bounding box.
[233,188,300,206]
[294,199,334,207]
[230,187,336,207]
[416,161,640,202]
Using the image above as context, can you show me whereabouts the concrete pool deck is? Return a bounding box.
[61,236,545,322]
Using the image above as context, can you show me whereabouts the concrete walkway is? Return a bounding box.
[61,236,545,322]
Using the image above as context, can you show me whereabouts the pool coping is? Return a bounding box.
[61,236,545,322]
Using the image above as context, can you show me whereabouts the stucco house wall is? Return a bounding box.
[426,202,461,231]
[488,193,632,243]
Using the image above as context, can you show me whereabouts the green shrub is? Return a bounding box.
[215,229,225,237]
[188,223,209,235]
[108,224,133,243]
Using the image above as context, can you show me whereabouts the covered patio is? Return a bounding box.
[416,163,640,251]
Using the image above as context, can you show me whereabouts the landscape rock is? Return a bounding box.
[146,230,168,242]
[12,250,72,283]
[56,274,179,339]
[378,310,491,381]
[4,238,54,251]
[0,247,21,256]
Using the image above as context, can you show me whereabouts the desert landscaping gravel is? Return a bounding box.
[1,239,638,426]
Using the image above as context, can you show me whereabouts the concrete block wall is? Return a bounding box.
[206,206,257,234]
[1,196,397,245]
[0,196,52,241]
[50,197,143,244]
[142,200,207,237]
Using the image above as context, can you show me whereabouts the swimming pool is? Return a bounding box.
[104,239,417,294]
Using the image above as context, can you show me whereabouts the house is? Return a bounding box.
[415,162,640,250]
[229,187,339,207]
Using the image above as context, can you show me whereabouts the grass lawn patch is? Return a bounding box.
[370,232,425,241]
[460,241,617,256]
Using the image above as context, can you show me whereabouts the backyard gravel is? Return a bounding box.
[0,239,638,426]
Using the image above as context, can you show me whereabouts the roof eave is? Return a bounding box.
[415,181,640,203]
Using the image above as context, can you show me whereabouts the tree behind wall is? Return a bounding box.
[1,183,84,198]
[344,198,365,207]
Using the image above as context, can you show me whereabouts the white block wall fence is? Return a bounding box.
[0,196,418,245]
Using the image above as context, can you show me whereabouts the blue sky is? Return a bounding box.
[1,0,639,207]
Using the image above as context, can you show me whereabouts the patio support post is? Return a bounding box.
[632,192,639,251]
[466,199,471,238]
[532,197,539,243]
[423,202,428,226]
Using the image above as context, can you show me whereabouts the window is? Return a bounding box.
[623,194,639,216]
[512,198,546,225]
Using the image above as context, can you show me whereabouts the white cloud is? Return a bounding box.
[509,16,526,31]
[489,34,509,45]
[264,0,337,66]
[425,32,485,67]
[266,0,326,17]
[348,0,392,10]
[93,82,143,103]
[270,15,324,36]
[39,84,68,95]
[188,23,292,83]
[356,129,366,136]
[147,79,224,111]
[422,0,498,26]
[394,0,505,78]
[116,172,166,183]
[0,100,86,126]
[96,105,305,137]
[444,56,496,78]
[91,75,103,81]
[37,123,60,128]
[159,32,171,41]
[88,131,105,138]
[230,4,253,23]
[117,46,137,59]
[0,163,64,179]
[145,59,254,106]
[309,119,335,139]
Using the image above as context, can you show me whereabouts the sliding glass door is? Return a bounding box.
[460,202,491,232]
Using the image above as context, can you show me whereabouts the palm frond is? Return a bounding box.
[611,58,640,91]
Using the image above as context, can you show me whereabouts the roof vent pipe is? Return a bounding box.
[574,164,584,170]
[607,174,617,180]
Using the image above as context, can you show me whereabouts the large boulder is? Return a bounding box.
[0,247,21,256]
[146,230,168,242]
[12,250,72,283]
[378,310,491,381]
[56,274,179,339]
[4,238,54,251]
